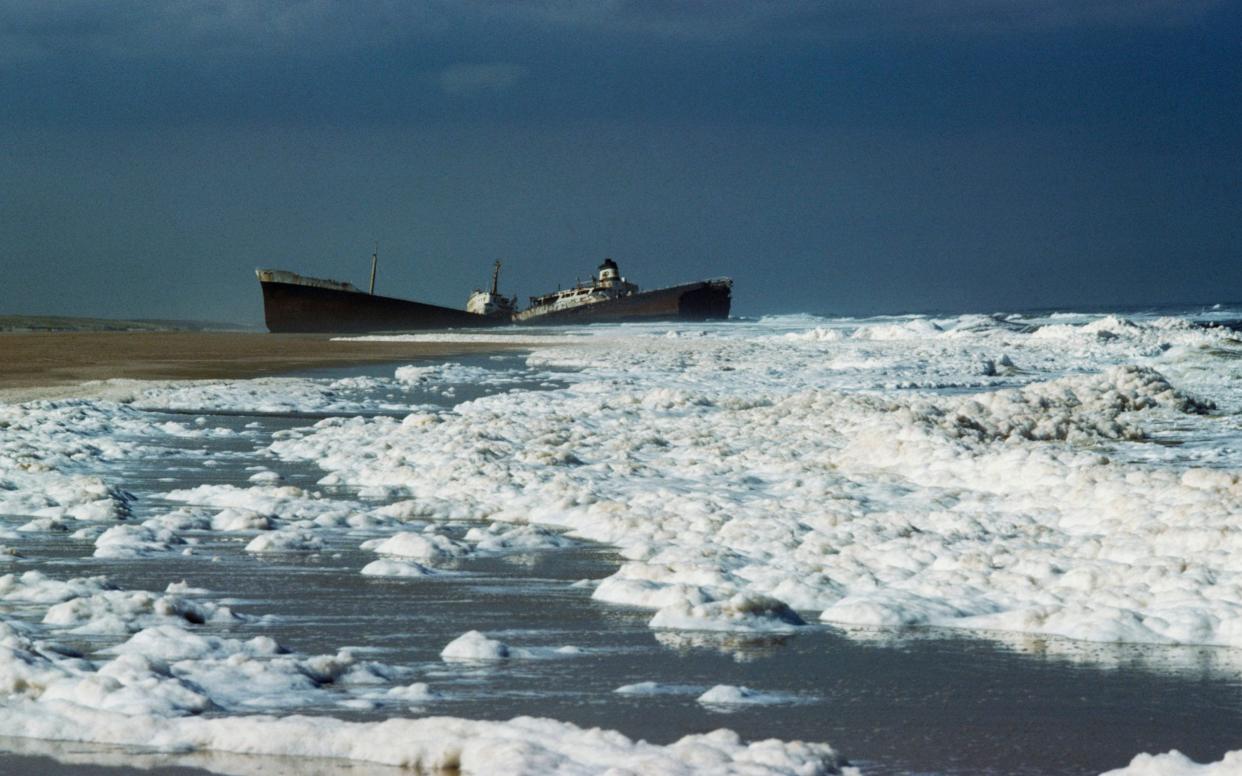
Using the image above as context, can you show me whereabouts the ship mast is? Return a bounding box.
[490,260,501,296]
[369,243,378,295]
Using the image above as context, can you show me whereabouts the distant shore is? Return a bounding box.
[0,314,253,333]
[0,331,518,403]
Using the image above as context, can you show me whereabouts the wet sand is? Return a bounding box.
[0,330,517,774]
[0,331,516,402]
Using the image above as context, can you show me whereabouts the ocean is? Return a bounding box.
[1,308,1241,775]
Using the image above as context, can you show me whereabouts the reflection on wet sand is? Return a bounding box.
[653,630,795,663]
[830,622,1242,680]
[0,736,413,776]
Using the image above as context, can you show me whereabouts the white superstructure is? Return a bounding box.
[514,258,638,321]
[465,260,517,317]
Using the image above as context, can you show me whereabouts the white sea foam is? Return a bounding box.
[361,531,469,563]
[3,311,1242,772]
[1103,750,1242,775]
[376,681,440,704]
[0,702,852,774]
[269,316,1242,648]
[463,523,575,553]
[441,630,511,661]
[92,524,186,559]
[697,684,799,708]
[614,681,703,696]
[438,630,583,663]
[649,594,806,633]
[244,529,324,554]
[359,558,438,578]
[131,377,423,415]
[210,508,274,532]
[394,362,545,388]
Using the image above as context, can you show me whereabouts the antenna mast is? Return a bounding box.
[368,243,378,295]
[490,260,501,296]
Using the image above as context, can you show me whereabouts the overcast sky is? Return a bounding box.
[2,1,1239,323]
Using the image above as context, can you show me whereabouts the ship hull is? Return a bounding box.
[514,279,731,325]
[258,278,496,333]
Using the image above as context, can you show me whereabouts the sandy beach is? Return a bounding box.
[0,331,514,402]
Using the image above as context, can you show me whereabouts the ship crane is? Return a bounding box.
[368,243,378,295]
[465,260,516,318]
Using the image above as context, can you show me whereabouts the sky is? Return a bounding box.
[1,1,1240,323]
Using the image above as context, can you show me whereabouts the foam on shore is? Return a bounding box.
[3,311,1242,772]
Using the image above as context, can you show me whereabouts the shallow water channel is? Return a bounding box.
[2,354,1240,775]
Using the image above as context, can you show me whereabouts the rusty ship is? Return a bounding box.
[256,249,507,333]
[256,252,731,332]
[513,258,731,325]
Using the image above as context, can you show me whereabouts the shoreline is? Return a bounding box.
[0,331,521,403]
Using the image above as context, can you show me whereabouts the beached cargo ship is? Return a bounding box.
[513,258,731,325]
[256,249,506,333]
[256,253,730,332]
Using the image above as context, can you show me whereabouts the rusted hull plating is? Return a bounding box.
[258,279,498,333]
[514,279,732,325]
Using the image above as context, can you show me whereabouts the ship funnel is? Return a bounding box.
[598,257,620,284]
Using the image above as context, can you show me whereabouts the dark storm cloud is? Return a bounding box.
[0,1,426,62]
[437,63,529,94]
[4,0,1236,134]
[490,0,1223,39]
[1,1,1239,321]
[0,0,1224,66]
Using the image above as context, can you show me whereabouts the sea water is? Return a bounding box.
[1,311,1241,775]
